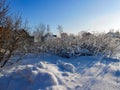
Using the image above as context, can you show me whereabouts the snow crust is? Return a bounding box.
[0,53,120,90]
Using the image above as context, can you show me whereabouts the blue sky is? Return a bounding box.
[11,0,120,34]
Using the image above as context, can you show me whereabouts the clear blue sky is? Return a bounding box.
[11,0,120,34]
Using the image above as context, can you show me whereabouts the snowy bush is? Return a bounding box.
[33,28,120,58]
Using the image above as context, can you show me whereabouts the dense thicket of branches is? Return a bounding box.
[33,28,120,58]
[0,0,30,68]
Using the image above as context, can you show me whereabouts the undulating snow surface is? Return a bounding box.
[0,53,120,90]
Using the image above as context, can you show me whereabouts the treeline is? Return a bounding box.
[33,28,120,58]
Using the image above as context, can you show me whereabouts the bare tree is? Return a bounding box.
[57,25,63,37]
[0,0,30,68]
[0,0,9,27]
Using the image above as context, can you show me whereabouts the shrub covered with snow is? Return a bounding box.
[33,31,120,58]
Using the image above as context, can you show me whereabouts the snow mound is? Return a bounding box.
[0,63,60,90]
[37,61,48,68]
[57,60,76,72]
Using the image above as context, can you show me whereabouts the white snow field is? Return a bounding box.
[0,53,120,90]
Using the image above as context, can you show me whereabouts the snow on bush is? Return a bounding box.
[33,31,120,58]
[79,49,91,56]
[57,60,76,72]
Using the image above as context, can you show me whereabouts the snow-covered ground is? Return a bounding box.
[0,53,120,90]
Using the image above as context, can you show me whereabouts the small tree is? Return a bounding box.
[57,25,63,37]
[0,0,30,68]
[34,24,46,42]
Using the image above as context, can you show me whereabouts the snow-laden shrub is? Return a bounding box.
[58,47,74,58]
[79,33,116,57]
[33,31,120,58]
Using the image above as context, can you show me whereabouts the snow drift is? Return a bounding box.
[0,54,120,90]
